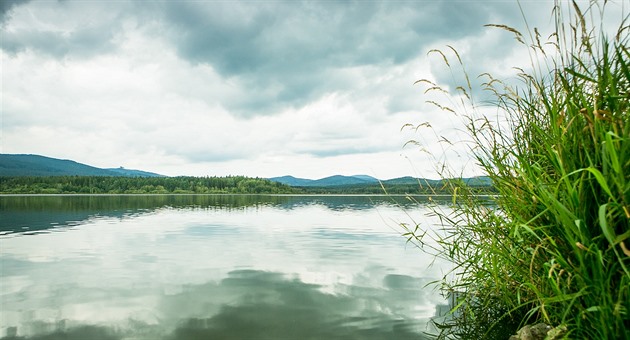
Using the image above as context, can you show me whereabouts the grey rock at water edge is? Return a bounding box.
[508,323,568,340]
[508,323,552,340]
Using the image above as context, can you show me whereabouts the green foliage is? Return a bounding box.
[406,1,629,339]
[0,176,300,195]
[298,182,494,195]
[0,175,496,195]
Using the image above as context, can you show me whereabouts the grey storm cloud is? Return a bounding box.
[162,1,491,72]
[1,0,510,117]
[2,24,118,58]
[1,0,126,58]
[0,0,30,24]
[158,1,493,115]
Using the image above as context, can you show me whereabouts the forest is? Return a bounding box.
[294,181,495,195]
[0,175,494,195]
[0,176,300,194]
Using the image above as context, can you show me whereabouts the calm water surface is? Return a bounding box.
[0,195,451,340]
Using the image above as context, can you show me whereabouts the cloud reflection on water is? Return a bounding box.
[1,195,449,339]
[2,270,435,340]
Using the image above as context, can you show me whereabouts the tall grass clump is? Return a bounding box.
[405,1,629,338]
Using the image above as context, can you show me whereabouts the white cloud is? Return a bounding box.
[3,0,602,179]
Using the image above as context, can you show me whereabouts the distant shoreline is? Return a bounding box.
[0,193,497,198]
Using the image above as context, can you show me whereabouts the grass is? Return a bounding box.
[403,1,629,338]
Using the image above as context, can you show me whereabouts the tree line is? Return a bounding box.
[0,176,301,194]
[0,176,495,195]
[294,182,496,195]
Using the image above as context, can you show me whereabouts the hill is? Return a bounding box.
[268,175,314,187]
[0,154,492,194]
[268,174,493,194]
[106,167,164,177]
[381,176,441,186]
[269,175,379,187]
[0,154,163,177]
[310,175,377,187]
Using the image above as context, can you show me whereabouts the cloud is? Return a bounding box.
[422,1,562,102]
[157,1,497,117]
[0,0,515,117]
[1,1,126,58]
[2,22,119,58]
[1,0,559,178]
[0,0,30,24]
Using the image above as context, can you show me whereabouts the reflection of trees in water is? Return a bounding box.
[1,270,434,340]
[0,195,284,235]
[0,195,438,235]
[1,195,282,212]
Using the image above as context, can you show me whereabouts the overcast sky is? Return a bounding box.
[0,0,609,179]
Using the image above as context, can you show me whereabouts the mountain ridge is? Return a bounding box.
[269,174,491,188]
[0,154,492,188]
[0,154,163,177]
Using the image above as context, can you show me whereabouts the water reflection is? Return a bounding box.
[0,195,436,236]
[0,195,450,339]
[1,270,433,340]
[165,270,431,340]
[2,325,118,340]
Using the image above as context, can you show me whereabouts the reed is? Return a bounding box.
[405,1,629,338]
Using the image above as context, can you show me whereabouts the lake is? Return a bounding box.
[0,195,452,340]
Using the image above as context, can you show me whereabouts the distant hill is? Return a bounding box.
[0,154,164,177]
[350,175,379,183]
[462,176,493,186]
[269,174,492,189]
[310,175,376,187]
[105,167,164,177]
[381,176,441,186]
[270,175,379,187]
[0,153,491,190]
[268,175,314,187]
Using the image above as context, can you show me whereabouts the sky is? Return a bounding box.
[0,0,617,179]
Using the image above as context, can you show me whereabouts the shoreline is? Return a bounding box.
[0,193,497,198]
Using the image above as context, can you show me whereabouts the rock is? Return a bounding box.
[546,325,568,340]
[509,323,552,340]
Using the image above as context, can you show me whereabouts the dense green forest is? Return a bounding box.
[295,182,495,195]
[0,176,300,194]
[0,176,495,195]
